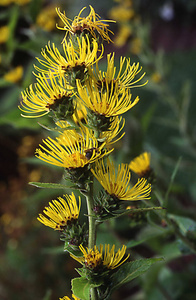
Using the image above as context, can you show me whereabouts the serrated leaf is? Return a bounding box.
[111,258,163,291]
[29,182,71,189]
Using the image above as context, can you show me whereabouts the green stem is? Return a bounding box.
[85,180,97,249]
[83,175,98,300]
[90,287,98,300]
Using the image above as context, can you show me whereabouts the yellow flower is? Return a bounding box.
[71,244,129,270]
[109,5,134,22]
[59,295,80,300]
[14,0,31,5]
[151,72,161,83]
[0,0,31,5]
[59,296,79,300]
[130,37,142,55]
[34,37,103,77]
[73,102,87,124]
[36,5,57,31]
[0,26,10,44]
[56,6,115,43]
[0,0,12,6]
[93,53,147,91]
[19,73,74,118]
[114,25,132,47]
[77,77,139,118]
[129,152,151,177]
[91,158,151,201]
[56,102,87,129]
[35,127,113,169]
[57,129,82,147]
[37,193,81,230]
[4,66,23,83]
[100,116,125,146]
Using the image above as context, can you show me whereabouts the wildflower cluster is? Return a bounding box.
[19,6,158,300]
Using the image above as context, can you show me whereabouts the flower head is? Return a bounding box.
[100,116,125,146]
[37,193,81,230]
[109,5,135,22]
[19,73,74,118]
[129,152,151,177]
[36,5,57,32]
[72,244,129,270]
[0,0,12,6]
[91,158,151,201]
[34,37,103,80]
[0,26,10,44]
[76,78,139,118]
[114,25,132,48]
[55,102,87,130]
[35,127,112,169]
[59,295,80,300]
[56,6,115,43]
[93,53,147,92]
[73,102,88,124]
[4,66,23,83]
[130,37,142,55]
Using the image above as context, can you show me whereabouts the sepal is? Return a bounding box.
[74,265,108,287]
[64,165,92,192]
[61,223,88,253]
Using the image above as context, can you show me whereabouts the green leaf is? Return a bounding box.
[168,214,196,235]
[37,122,60,132]
[0,87,21,115]
[111,258,163,292]
[141,103,157,133]
[99,206,164,222]
[164,156,182,207]
[29,182,71,189]
[42,289,52,300]
[29,0,43,22]
[121,206,164,217]
[0,108,41,129]
[160,241,181,259]
[7,5,19,52]
[64,242,82,257]
[126,226,170,248]
[72,277,101,300]
[71,278,91,300]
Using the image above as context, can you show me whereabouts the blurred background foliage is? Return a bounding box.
[0,0,196,299]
